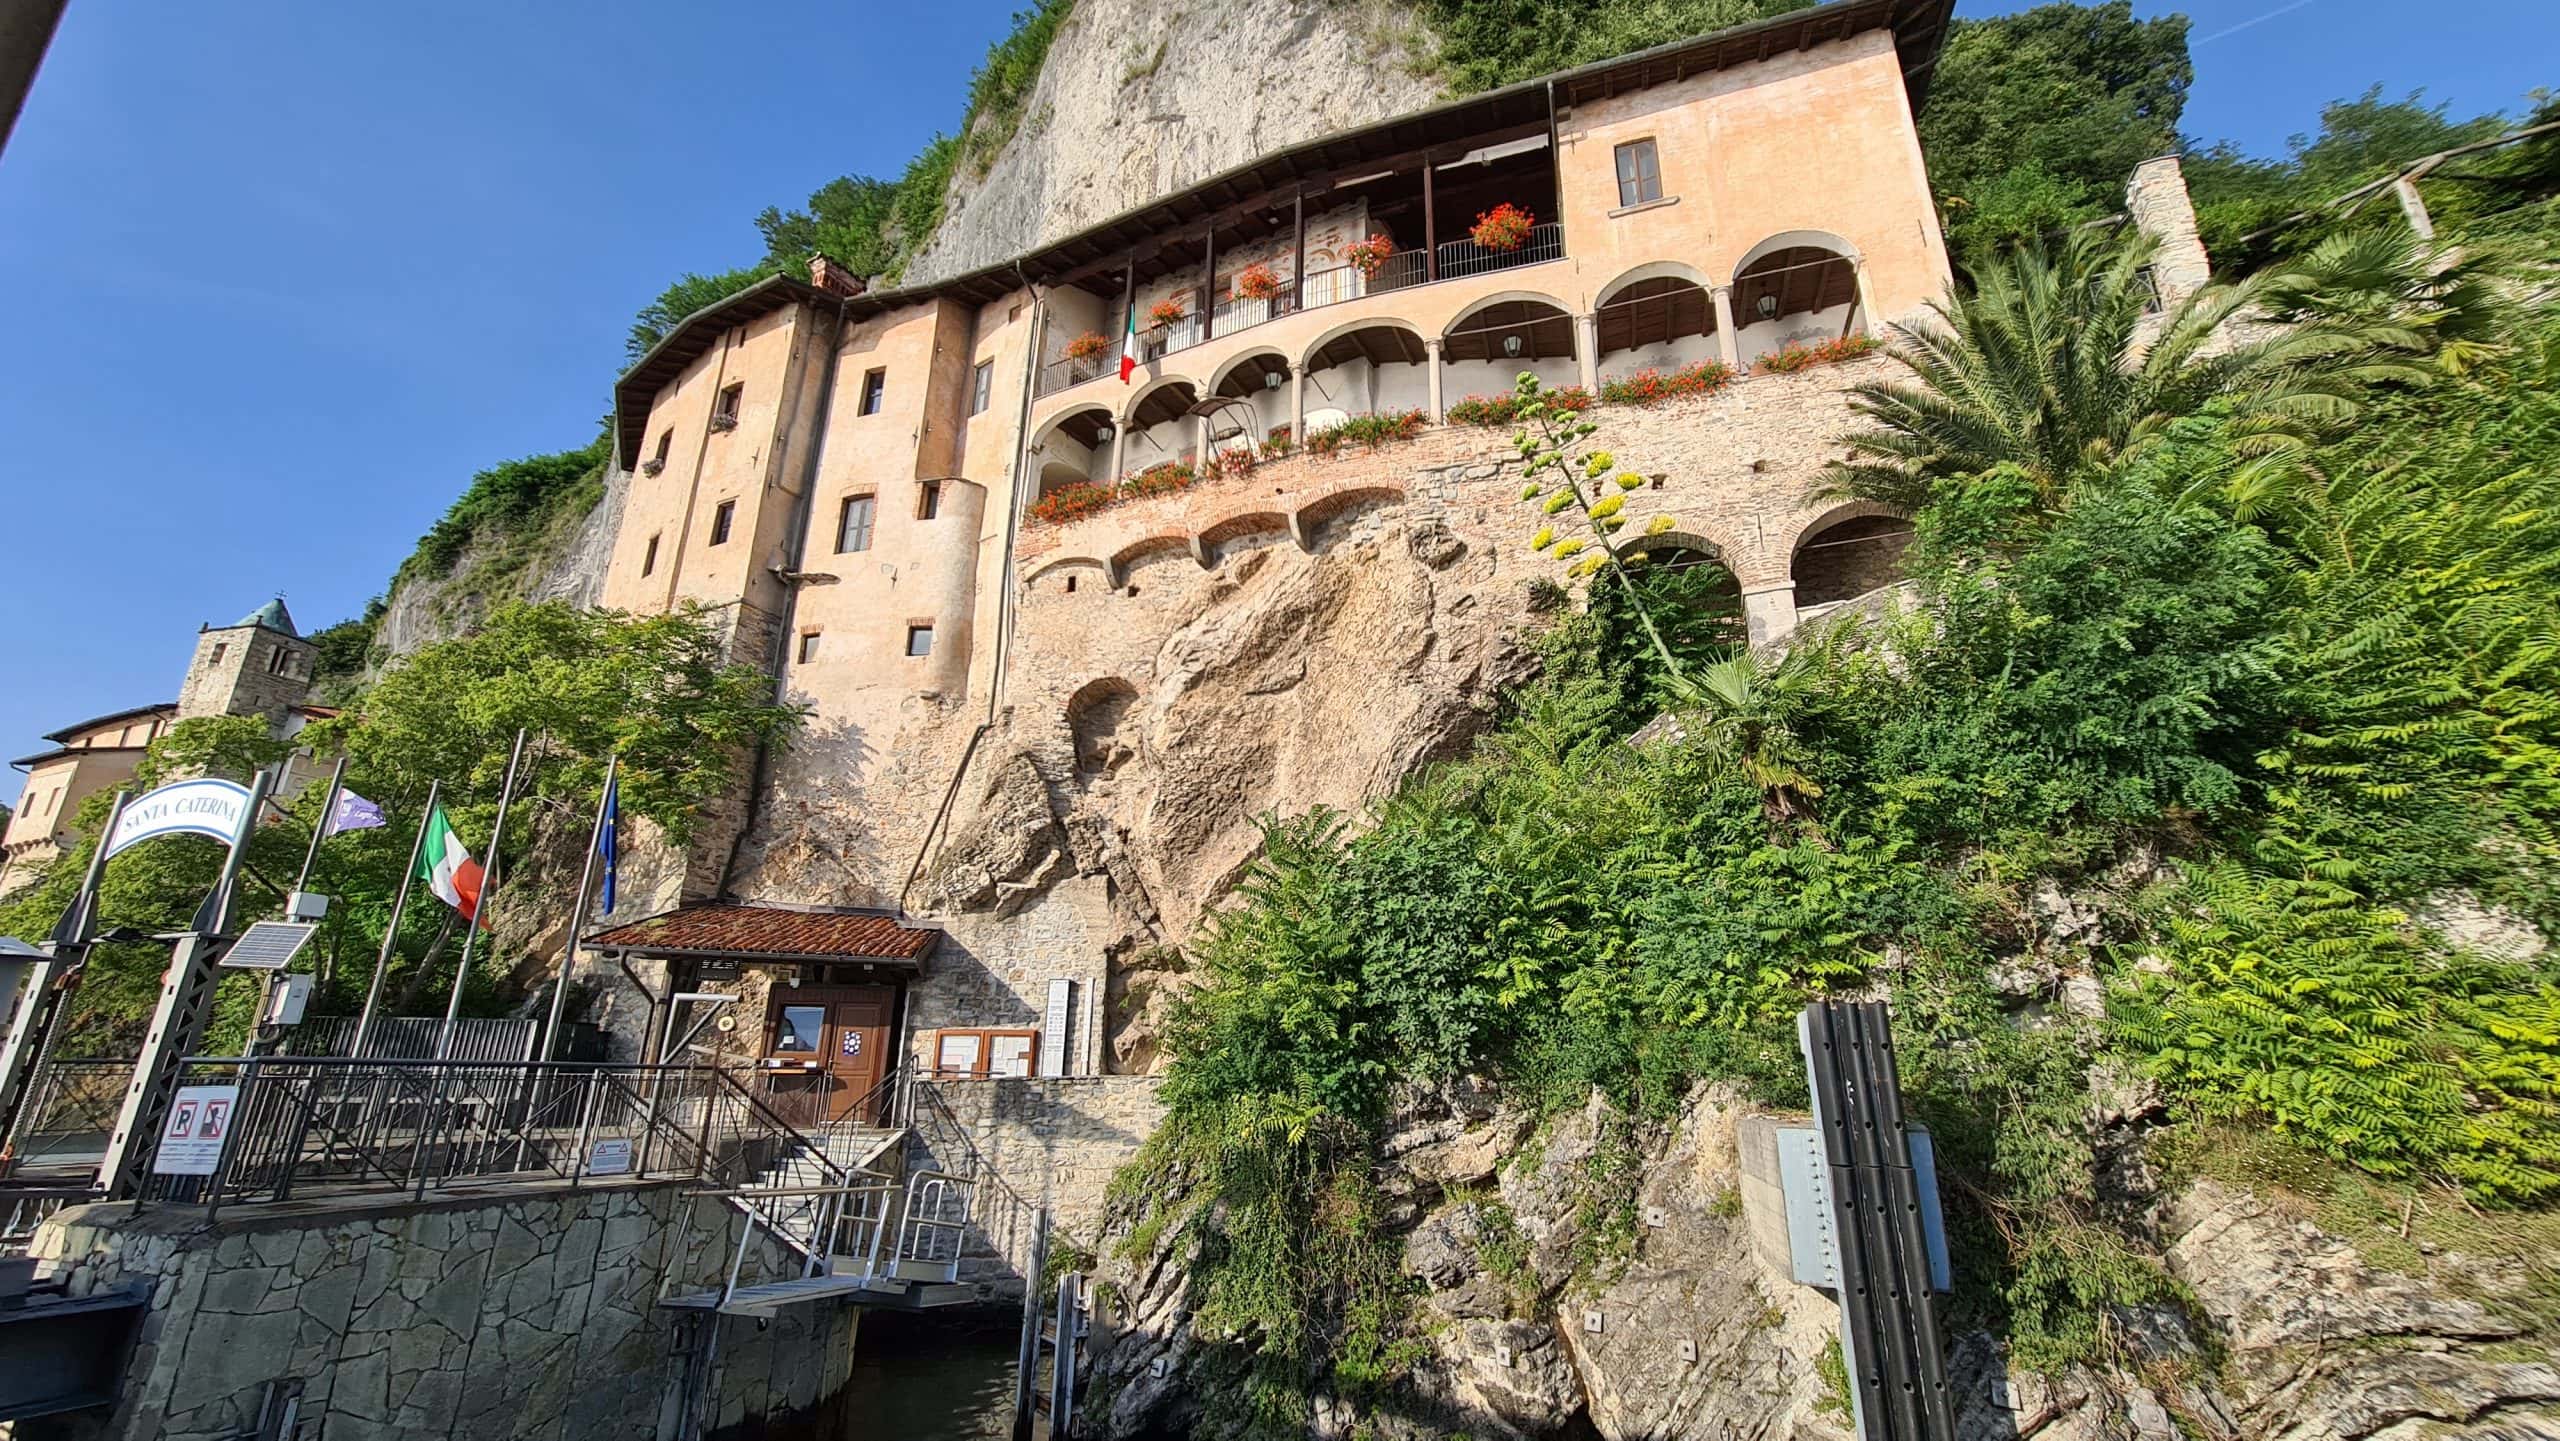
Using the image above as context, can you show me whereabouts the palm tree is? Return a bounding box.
[1827,230,2414,513]
[1671,648,1826,828]
[2258,228,2513,376]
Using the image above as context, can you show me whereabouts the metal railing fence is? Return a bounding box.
[1436,222,1566,280]
[128,1057,848,1214]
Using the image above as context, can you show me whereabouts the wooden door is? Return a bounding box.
[822,989,892,1123]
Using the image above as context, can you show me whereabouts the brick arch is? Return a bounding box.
[1780,500,1907,558]
[1622,525,1762,581]
[1196,509,1294,558]
[1110,532,1198,576]
[1294,484,1407,545]
[1023,553,1113,588]
[1788,502,1916,609]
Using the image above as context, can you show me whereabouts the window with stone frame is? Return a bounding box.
[709,499,736,546]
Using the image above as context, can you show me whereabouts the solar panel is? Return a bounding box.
[221,920,318,971]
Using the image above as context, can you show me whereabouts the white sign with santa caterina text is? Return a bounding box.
[154,1084,241,1176]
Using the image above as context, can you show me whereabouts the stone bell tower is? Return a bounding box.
[176,597,317,724]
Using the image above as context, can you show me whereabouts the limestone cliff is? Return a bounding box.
[906,0,1445,283]
[374,464,627,660]
[1086,1081,2560,1441]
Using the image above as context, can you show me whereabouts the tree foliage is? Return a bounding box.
[1917,0,2192,260]
[1421,0,1810,94]
[1117,228,2560,1429]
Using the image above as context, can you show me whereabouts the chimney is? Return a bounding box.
[2125,155,2212,304]
[808,255,868,299]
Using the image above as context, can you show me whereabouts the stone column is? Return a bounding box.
[2125,155,2213,303]
[1741,582,1798,647]
[1850,261,1878,338]
[1291,371,1306,445]
[1710,286,1741,370]
[1108,423,1128,483]
[1575,313,1600,392]
[1424,338,1445,422]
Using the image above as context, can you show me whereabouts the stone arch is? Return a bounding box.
[1066,676,1141,777]
[1730,230,1867,366]
[1730,229,1863,279]
[1595,260,1717,310]
[1789,502,1915,609]
[1030,405,1118,497]
[1208,348,1293,398]
[1440,295,1576,365]
[1300,317,1428,375]
[1024,553,1113,592]
[1622,526,1747,572]
[1120,377,1201,431]
[1441,289,1576,339]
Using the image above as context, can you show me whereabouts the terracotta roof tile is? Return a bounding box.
[586,903,939,964]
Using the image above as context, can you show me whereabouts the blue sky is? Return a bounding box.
[0,0,2552,763]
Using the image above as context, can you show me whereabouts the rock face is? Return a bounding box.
[1084,1083,2560,1441]
[905,0,1444,284]
[375,464,627,659]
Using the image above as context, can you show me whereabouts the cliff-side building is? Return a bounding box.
[579,0,1973,1141]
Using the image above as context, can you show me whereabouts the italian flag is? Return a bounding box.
[417,804,488,927]
[1118,303,1139,384]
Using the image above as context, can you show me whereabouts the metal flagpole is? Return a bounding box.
[291,756,348,898]
[436,729,527,1059]
[542,754,616,1062]
[0,790,130,1171]
[350,779,436,1061]
[251,755,349,1046]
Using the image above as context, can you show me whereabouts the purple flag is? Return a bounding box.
[323,788,387,837]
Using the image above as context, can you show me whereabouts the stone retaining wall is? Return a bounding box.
[912,1076,1167,1246]
[23,1180,854,1441]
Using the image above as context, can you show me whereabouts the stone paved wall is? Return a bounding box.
[25,1180,854,1441]
[911,1076,1167,1248]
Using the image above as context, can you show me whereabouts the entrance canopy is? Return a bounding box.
[586,902,942,970]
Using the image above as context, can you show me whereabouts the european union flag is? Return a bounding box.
[597,774,619,915]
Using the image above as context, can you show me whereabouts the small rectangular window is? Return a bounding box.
[713,382,744,426]
[906,624,934,658]
[970,360,994,415]
[208,642,227,666]
[652,428,673,466]
[642,533,660,576]
[797,631,821,663]
[837,495,876,553]
[773,1003,825,1055]
[1614,138,1663,208]
[859,369,886,416]
[267,645,293,676]
[916,482,941,521]
[709,500,735,546]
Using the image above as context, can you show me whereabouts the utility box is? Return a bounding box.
[263,974,314,1027]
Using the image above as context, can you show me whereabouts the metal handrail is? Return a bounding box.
[1436,222,1566,280]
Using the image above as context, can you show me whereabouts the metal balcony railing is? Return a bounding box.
[1437,222,1566,280]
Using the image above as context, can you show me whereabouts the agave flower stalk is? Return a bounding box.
[1507,372,1686,680]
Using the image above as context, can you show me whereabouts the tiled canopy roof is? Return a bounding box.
[585,902,941,966]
